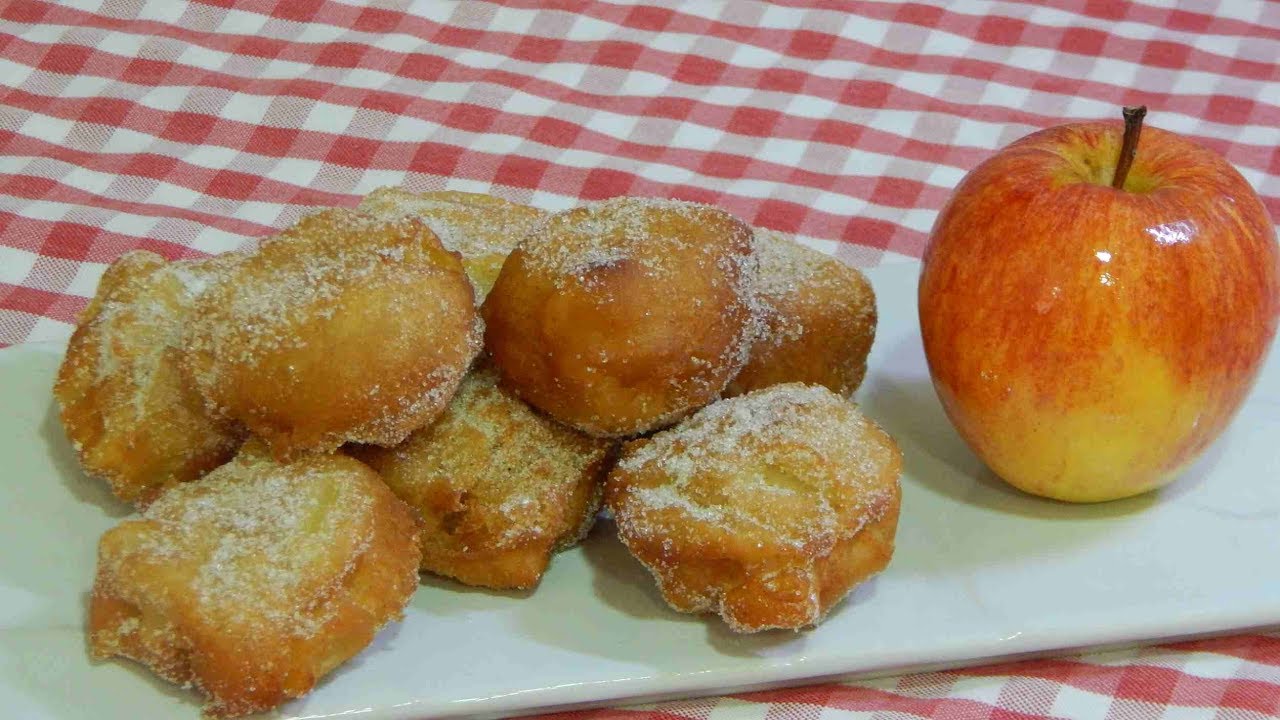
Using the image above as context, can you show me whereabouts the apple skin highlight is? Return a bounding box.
[919,121,1280,503]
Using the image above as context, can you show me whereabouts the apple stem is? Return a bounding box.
[1112,105,1147,190]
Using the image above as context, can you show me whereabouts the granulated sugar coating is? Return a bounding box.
[184,208,482,460]
[87,440,421,718]
[53,250,245,507]
[351,361,615,590]
[726,229,877,398]
[482,196,761,438]
[358,187,547,299]
[606,383,902,633]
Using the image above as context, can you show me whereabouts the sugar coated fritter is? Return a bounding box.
[606,383,902,633]
[184,208,482,459]
[482,196,759,437]
[726,229,876,398]
[358,186,547,299]
[54,250,245,507]
[351,361,614,589]
[88,441,421,718]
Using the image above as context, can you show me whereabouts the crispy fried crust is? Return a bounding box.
[357,187,547,299]
[88,441,422,718]
[53,251,245,507]
[183,209,482,460]
[726,230,877,398]
[605,384,902,632]
[482,197,758,437]
[352,362,614,589]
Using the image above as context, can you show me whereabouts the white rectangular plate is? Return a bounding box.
[3,261,1278,719]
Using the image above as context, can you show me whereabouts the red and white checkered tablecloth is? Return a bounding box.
[3,1,1278,718]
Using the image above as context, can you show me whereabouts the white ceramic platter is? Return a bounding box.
[2,261,1278,719]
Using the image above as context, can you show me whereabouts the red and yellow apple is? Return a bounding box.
[919,108,1280,502]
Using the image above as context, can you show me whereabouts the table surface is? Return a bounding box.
[2,1,1278,718]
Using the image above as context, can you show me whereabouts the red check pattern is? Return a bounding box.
[2,1,1278,718]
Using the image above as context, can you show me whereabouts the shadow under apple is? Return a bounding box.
[852,331,1233,578]
[859,332,1217,522]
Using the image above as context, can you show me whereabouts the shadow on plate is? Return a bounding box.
[314,616,407,703]
[578,520,820,659]
[417,571,534,602]
[579,520,682,623]
[704,578,883,659]
[41,399,132,520]
[0,590,205,716]
[0,397,127,626]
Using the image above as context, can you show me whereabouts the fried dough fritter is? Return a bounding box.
[184,209,482,460]
[482,197,759,438]
[54,250,245,507]
[88,441,421,718]
[605,383,902,633]
[357,186,547,299]
[726,230,877,398]
[351,362,613,589]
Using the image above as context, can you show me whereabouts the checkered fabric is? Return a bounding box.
[2,1,1278,717]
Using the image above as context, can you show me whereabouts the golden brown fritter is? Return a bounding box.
[357,186,546,298]
[184,209,482,460]
[351,362,613,589]
[88,441,421,718]
[727,230,876,398]
[483,197,758,437]
[606,383,901,633]
[54,250,245,507]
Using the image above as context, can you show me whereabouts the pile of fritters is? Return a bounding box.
[55,188,900,717]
